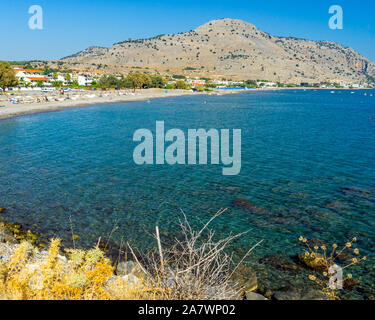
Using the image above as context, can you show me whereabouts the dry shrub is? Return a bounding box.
[130,209,262,300]
[0,210,261,300]
[0,239,136,300]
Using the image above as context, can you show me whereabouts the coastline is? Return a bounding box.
[0,89,197,120]
[0,88,241,121]
[1,87,373,121]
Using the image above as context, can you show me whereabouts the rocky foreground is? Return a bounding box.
[0,212,335,301]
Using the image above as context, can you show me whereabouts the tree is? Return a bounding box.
[140,73,152,88]
[125,73,152,92]
[36,80,44,88]
[65,73,71,83]
[244,80,258,87]
[52,73,58,81]
[0,61,18,94]
[172,74,186,80]
[151,75,165,88]
[51,81,63,88]
[99,75,119,88]
[175,80,187,89]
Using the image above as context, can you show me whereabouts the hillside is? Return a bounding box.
[60,18,375,84]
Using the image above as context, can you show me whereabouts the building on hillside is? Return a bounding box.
[11,65,50,86]
[78,75,93,86]
[260,82,277,87]
[55,74,72,86]
[213,80,230,86]
[188,79,206,87]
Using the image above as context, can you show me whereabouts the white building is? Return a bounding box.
[78,75,93,86]
[56,74,72,86]
[11,65,50,86]
[261,82,277,87]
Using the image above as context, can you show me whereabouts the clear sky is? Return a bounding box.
[1,0,374,61]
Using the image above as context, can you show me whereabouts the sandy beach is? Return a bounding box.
[0,88,214,120]
[1,87,372,121]
[0,88,249,120]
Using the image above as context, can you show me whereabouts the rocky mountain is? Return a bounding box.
[61,18,375,84]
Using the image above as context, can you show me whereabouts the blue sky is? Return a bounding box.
[1,0,374,61]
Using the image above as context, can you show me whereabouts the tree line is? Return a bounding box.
[98,73,167,91]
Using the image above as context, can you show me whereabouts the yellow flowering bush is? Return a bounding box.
[298,236,367,300]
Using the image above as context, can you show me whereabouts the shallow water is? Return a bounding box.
[0,90,374,298]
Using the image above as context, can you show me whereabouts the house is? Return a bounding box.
[190,79,206,87]
[78,75,93,86]
[11,65,50,86]
[261,82,277,88]
[56,74,72,86]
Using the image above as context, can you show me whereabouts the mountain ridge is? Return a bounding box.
[60,18,375,84]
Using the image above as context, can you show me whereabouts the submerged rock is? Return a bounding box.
[232,200,270,216]
[268,216,299,226]
[0,208,6,213]
[344,279,360,291]
[306,239,325,247]
[289,193,307,200]
[211,183,241,192]
[324,202,346,210]
[334,252,355,264]
[273,291,301,300]
[272,286,327,301]
[259,255,299,273]
[340,187,370,199]
[300,289,327,300]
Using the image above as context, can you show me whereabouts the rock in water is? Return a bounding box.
[324,202,346,210]
[231,265,258,294]
[273,291,301,300]
[340,187,370,199]
[334,252,355,264]
[0,224,18,244]
[232,200,270,216]
[0,208,6,213]
[259,255,299,273]
[300,289,327,300]
[245,292,268,300]
[344,279,360,291]
[297,253,328,271]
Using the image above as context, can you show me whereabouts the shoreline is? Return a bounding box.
[0,87,373,121]
[0,89,198,120]
[0,88,240,121]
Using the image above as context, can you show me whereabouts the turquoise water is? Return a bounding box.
[0,90,374,298]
